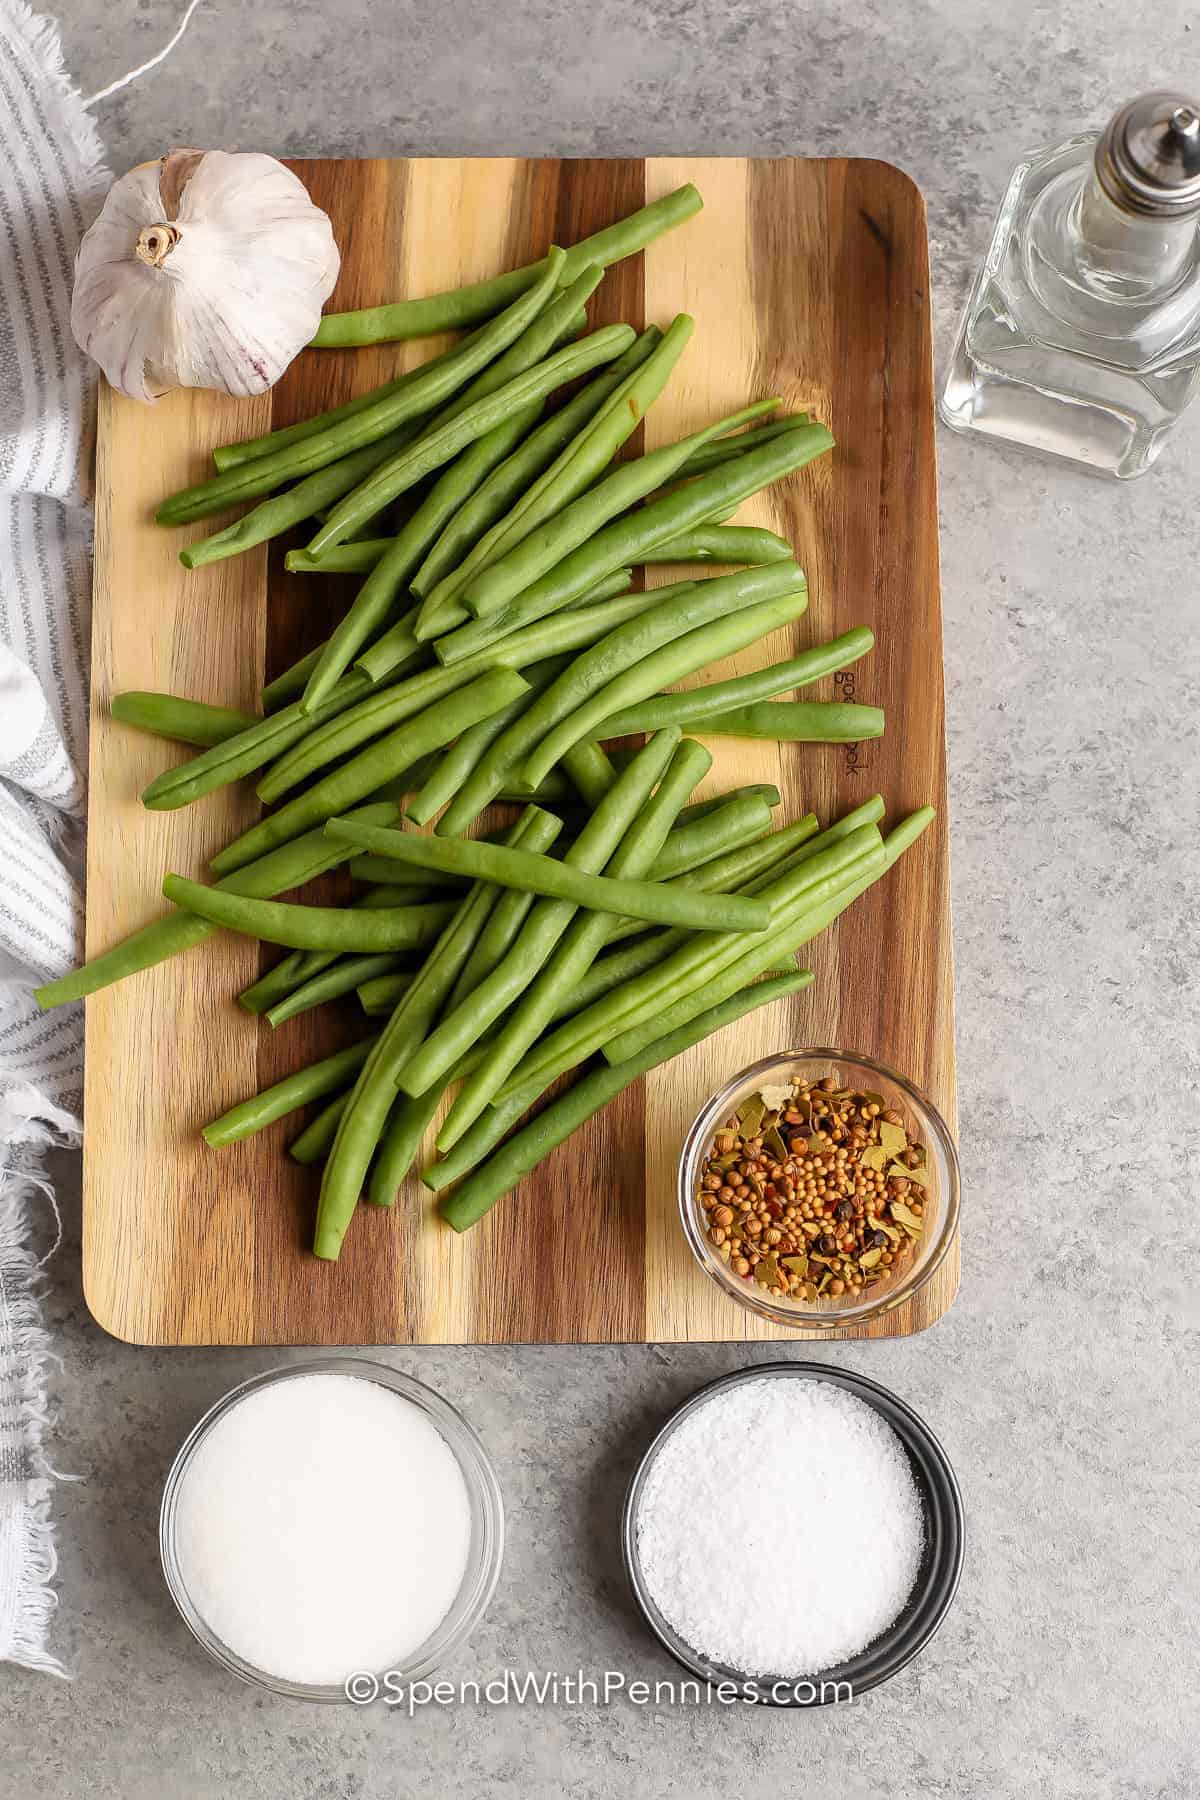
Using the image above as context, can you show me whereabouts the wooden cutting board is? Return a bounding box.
[83,156,956,1346]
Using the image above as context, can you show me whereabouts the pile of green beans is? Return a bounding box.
[46,179,945,1264]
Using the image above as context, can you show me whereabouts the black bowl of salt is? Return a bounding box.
[622,1361,964,1705]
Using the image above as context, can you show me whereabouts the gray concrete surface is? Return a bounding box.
[9,3,1197,1795]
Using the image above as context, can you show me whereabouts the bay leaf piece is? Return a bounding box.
[860,1145,889,1172]
[859,1246,883,1269]
[890,1200,924,1235]
[762,1125,788,1162]
[878,1120,907,1159]
[891,1158,929,1188]
[737,1093,766,1137]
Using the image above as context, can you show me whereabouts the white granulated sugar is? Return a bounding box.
[172,1373,472,1686]
[636,1377,924,1676]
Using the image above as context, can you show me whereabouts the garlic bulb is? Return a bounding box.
[71,148,340,403]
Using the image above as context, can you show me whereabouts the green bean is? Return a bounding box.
[602,832,914,1064]
[347,856,469,888]
[440,810,562,1012]
[521,585,811,789]
[328,813,769,947]
[212,337,468,471]
[674,782,781,825]
[142,671,375,811]
[267,630,431,716]
[362,561,634,688]
[237,890,408,1006]
[368,1046,487,1206]
[263,588,659,804]
[178,422,423,569]
[261,622,431,715]
[560,740,616,807]
[33,798,401,1010]
[239,952,314,1015]
[427,276,596,427]
[437,924,811,1185]
[264,956,411,1029]
[430,814,804,1070]
[289,1091,351,1165]
[663,700,886,742]
[592,834,887,1063]
[311,184,703,347]
[539,808,874,1003]
[292,278,598,706]
[440,735,712,1148]
[202,1035,380,1148]
[211,667,528,874]
[494,826,884,1109]
[414,316,695,638]
[295,409,544,708]
[599,809,819,953]
[157,254,567,525]
[111,691,259,748]
[432,573,776,831]
[644,793,773,880]
[441,889,535,1012]
[434,564,699,670]
[364,790,572,1201]
[635,525,793,566]
[461,401,778,622]
[314,807,550,1258]
[404,657,569,827]
[670,416,810,480]
[740,798,885,896]
[358,975,412,1015]
[558,570,636,612]
[877,804,937,866]
[305,323,637,562]
[285,540,393,575]
[262,645,326,711]
[437,971,813,1229]
[163,876,459,952]
[436,422,833,663]
[593,628,875,735]
[393,730,684,1101]
[410,332,661,618]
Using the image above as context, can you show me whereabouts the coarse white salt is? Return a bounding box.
[171,1373,472,1686]
[636,1376,924,1676]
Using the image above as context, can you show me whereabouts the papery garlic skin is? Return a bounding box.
[71,149,341,403]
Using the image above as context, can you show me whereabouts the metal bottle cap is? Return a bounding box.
[1096,91,1200,216]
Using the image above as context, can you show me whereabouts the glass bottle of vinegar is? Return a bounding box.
[941,91,1200,477]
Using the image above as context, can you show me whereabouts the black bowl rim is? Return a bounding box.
[621,1361,965,1707]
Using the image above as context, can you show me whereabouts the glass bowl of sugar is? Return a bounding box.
[623,1362,964,1703]
[160,1358,504,1701]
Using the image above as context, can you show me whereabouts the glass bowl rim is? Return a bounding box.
[621,1359,966,1704]
[159,1355,505,1703]
[677,1045,961,1330]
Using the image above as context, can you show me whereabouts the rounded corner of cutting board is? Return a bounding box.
[81,1244,160,1347]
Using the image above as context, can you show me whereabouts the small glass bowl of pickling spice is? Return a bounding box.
[678,1049,960,1329]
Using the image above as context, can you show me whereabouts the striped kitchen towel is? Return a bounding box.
[0,0,109,1675]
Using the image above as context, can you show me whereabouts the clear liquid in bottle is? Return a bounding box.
[941,95,1200,478]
